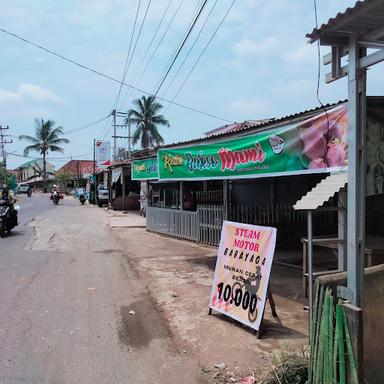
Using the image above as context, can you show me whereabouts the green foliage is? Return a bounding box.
[19,118,69,181]
[126,95,169,149]
[55,170,72,187]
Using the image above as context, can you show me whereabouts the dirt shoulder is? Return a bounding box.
[112,223,308,382]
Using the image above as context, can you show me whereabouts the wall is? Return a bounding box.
[230,174,326,207]
[318,265,384,384]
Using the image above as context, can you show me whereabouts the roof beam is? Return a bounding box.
[361,24,384,42]
[358,40,384,49]
[359,48,384,68]
[325,65,348,83]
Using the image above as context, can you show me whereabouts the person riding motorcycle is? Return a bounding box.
[50,184,62,204]
[51,184,61,194]
[1,185,18,227]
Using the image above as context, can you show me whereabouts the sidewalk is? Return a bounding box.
[109,214,308,381]
[106,209,146,228]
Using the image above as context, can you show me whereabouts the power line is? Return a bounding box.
[124,0,152,84]
[113,0,142,110]
[117,0,153,110]
[65,114,111,135]
[0,26,233,123]
[165,0,236,113]
[154,0,209,96]
[7,151,93,160]
[152,0,202,97]
[161,0,218,98]
[120,0,174,107]
[139,0,173,73]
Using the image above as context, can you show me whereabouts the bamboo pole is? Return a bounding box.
[342,305,359,383]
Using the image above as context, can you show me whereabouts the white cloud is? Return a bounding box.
[270,79,314,98]
[229,98,271,117]
[233,37,279,57]
[0,83,62,106]
[284,44,318,64]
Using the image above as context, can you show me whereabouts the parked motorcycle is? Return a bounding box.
[0,199,18,237]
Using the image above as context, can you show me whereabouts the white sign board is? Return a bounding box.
[95,141,110,169]
[209,221,277,331]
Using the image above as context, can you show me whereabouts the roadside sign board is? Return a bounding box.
[157,105,348,181]
[209,221,277,331]
[131,158,158,180]
[95,141,110,169]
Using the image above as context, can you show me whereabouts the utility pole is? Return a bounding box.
[93,139,96,204]
[111,111,130,161]
[0,125,12,170]
[112,109,117,160]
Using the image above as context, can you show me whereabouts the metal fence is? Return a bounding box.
[146,206,198,241]
[197,205,224,246]
[146,203,335,246]
[229,203,307,226]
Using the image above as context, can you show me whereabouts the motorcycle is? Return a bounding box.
[50,191,62,205]
[0,199,18,237]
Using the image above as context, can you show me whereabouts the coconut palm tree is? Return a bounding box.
[126,95,169,148]
[19,118,69,181]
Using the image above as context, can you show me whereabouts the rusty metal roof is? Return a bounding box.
[293,171,347,210]
[306,0,384,45]
[158,100,347,149]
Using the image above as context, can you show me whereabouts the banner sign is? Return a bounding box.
[209,221,277,331]
[111,167,122,183]
[131,158,158,180]
[95,141,110,169]
[158,105,348,180]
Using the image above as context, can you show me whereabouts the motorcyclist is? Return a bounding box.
[51,184,61,194]
[1,185,18,227]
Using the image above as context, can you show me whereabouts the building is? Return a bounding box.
[16,158,55,183]
[56,160,95,188]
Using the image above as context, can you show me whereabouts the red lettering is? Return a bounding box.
[219,143,266,172]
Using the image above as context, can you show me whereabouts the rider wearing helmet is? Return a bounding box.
[1,185,15,202]
[1,184,18,226]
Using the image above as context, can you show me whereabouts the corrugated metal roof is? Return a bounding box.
[293,171,348,211]
[306,0,384,44]
[158,100,347,149]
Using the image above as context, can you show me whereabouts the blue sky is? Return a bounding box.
[1,0,383,169]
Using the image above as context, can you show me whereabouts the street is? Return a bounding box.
[0,194,200,384]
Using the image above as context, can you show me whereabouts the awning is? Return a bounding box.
[293,171,347,211]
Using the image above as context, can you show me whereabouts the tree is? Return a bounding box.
[19,119,69,181]
[55,170,72,193]
[125,95,169,148]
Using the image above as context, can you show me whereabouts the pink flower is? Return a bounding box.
[326,143,346,167]
[302,130,326,160]
[309,158,326,169]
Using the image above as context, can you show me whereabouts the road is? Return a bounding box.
[0,194,199,384]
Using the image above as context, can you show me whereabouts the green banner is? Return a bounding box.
[158,105,348,180]
[131,158,158,180]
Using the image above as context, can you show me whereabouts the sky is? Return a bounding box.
[1,0,383,170]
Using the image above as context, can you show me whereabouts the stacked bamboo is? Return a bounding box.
[308,280,359,383]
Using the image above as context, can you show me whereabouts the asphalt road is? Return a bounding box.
[0,195,199,384]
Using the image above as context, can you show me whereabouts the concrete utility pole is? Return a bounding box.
[0,125,12,170]
[111,111,131,161]
[112,109,117,161]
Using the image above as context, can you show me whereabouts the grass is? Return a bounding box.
[259,350,308,384]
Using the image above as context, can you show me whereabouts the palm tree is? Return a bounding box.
[19,118,69,181]
[126,95,169,148]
